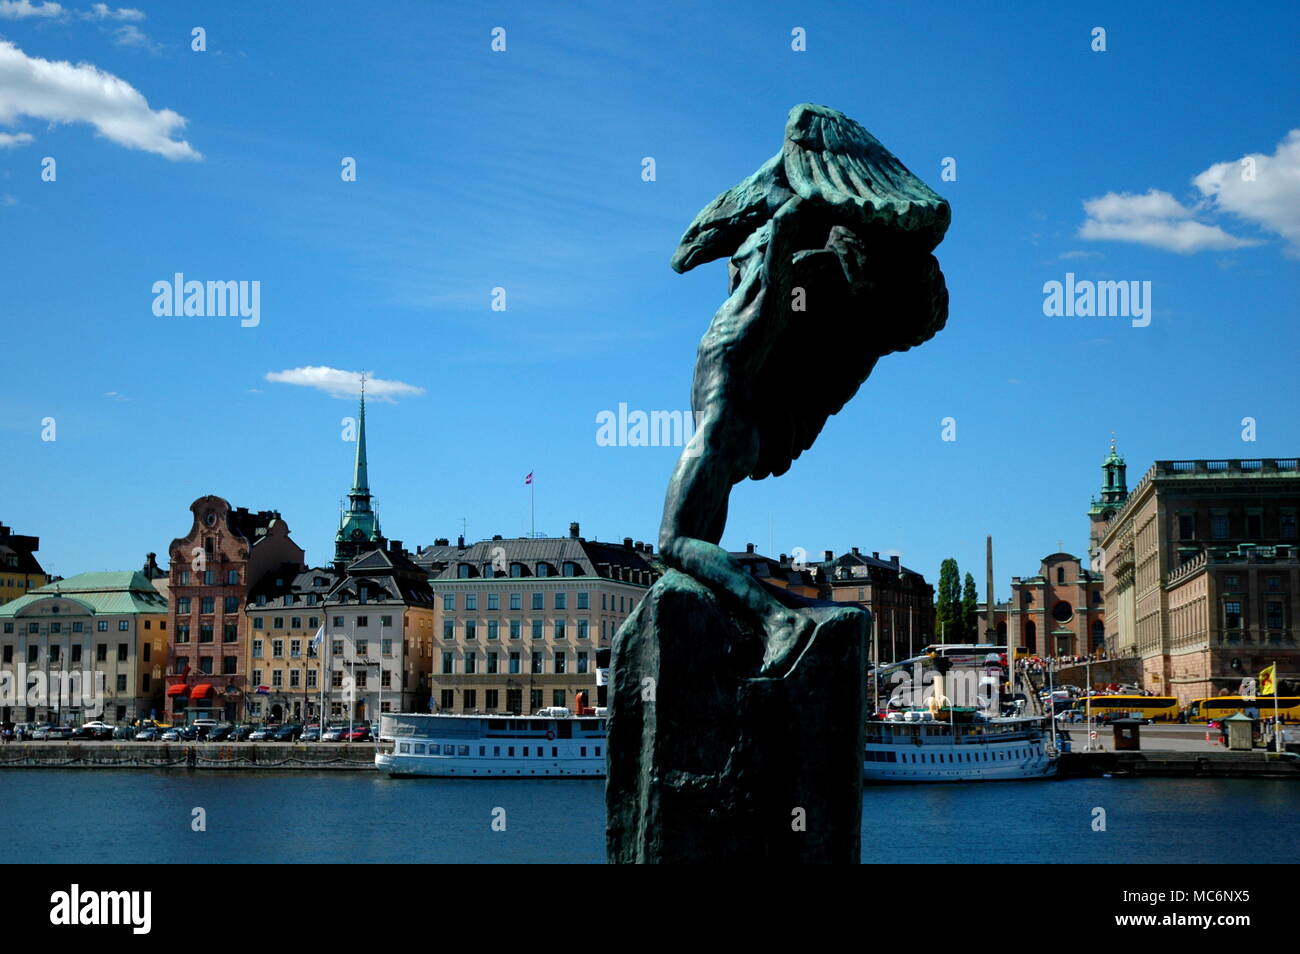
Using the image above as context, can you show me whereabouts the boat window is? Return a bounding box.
[429,744,439,754]
[595,747,601,757]
[580,747,587,757]
[552,747,557,757]
[457,745,469,756]
[398,742,410,754]
[413,744,425,755]
[523,747,529,757]
[478,746,484,756]
[508,747,515,756]
[494,746,500,757]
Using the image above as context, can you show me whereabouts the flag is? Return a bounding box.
[256,685,270,695]
[310,625,324,650]
[1260,664,1276,696]
[524,471,533,485]
[180,663,191,679]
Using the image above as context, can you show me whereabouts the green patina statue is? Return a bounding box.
[657,103,951,676]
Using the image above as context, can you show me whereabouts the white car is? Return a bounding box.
[79,720,115,739]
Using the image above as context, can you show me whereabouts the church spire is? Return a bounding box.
[334,371,383,567]
[350,373,370,503]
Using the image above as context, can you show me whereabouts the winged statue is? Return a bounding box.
[657,103,951,677]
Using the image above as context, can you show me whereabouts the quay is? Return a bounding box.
[1058,750,1300,779]
[0,742,377,770]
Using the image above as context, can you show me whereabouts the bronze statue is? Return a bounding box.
[657,103,951,676]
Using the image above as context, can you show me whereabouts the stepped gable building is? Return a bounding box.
[0,569,168,724]
[245,565,339,723]
[321,542,436,721]
[424,522,657,715]
[1100,457,1300,703]
[818,547,935,663]
[165,496,305,722]
[333,381,386,569]
[0,522,47,606]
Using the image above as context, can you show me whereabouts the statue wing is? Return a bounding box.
[780,103,950,251]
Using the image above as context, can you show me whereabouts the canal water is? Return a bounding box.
[1,772,1294,863]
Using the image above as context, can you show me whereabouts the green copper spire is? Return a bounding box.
[351,375,370,499]
[335,372,383,566]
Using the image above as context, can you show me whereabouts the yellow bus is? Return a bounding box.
[1083,695,1180,722]
[1185,696,1300,724]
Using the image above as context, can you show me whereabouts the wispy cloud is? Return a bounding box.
[1194,129,1300,257]
[0,0,64,19]
[264,366,425,403]
[83,3,143,20]
[0,130,33,147]
[0,40,200,159]
[111,23,160,53]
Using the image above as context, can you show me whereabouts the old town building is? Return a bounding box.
[997,552,1106,658]
[165,496,305,722]
[333,383,386,569]
[245,566,338,723]
[0,570,168,724]
[1099,457,1300,703]
[320,543,436,721]
[418,524,657,715]
[0,522,47,606]
[818,547,935,663]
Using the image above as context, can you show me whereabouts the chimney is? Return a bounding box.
[890,555,899,566]
[434,537,449,547]
[634,540,644,551]
[872,551,879,560]
[390,540,403,553]
[492,534,503,541]
[824,550,834,562]
[569,522,580,539]
[457,535,465,549]
[623,537,633,548]
[746,543,755,554]
[851,546,860,556]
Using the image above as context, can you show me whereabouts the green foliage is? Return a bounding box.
[961,572,979,642]
[935,558,962,643]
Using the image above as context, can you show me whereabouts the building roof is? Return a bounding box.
[730,545,818,589]
[0,570,167,616]
[422,530,658,586]
[0,522,45,577]
[246,566,339,611]
[821,547,928,585]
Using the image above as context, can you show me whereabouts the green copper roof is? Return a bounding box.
[351,386,370,496]
[0,570,167,617]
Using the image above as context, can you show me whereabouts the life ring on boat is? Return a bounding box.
[546,730,555,740]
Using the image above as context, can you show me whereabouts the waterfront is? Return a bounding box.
[1,771,1295,864]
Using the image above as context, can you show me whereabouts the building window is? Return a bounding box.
[252,640,263,658]
[291,616,302,629]
[577,651,589,673]
[177,597,191,615]
[1211,514,1229,539]
[272,640,284,658]
[577,591,589,610]
[179,571,190,585]
[509,620,521,640]
[487,651,498,674]
[552,690,566,707]
[223,656,236,675]
[465,620,477,640]
[117,643,128,661]
[116,674,127,691]
[307,670,318,689]
[1178,514,1196,539]
[1266,576,1282,592]
[291,639,302,658]
[465,652,477,674]
[1266,602,1284,630]
[487,620,499,640]
[227,570,238,585]
[466,594,478,611]
[510,593,521,610]
[554,619,567,639]
[223,595,238,613]
[487,593,499,611]
[440,689,455,710]
[531,619,543,640]
[443,593,456,611]
[577,618,589,639]
[1282,512,1297,539]
[441,652,454,675]
[535,563,550,578]
[508,652,521,674]
[554,592,567,610]
[290,670,301,688]
[531,653,543,674]
[485,689,499,710]
[1224,601,1242,629]
[555,651,567,674]
[356,616,368,628]
[509,563,524,578]
[272,670,283,688]
[531,592,544,610]
[443,620,454,640]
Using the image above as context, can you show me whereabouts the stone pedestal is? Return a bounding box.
[606,569,867,863]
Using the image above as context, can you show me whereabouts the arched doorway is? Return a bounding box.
[270,703,283,723]
[1025,621,1037,654]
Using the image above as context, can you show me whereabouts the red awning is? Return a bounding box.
[190,683,213,700]
[166,684,188,697]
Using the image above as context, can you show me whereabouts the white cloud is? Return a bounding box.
[1078,188,1258,253]
[111,23,160,52]
[84,3,143,20]
[0,1,64,19]
[264,367,425,402]
[1193,129,1300,257]
[0,130,33,146]
[0,40,200,159]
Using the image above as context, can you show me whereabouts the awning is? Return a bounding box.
[166,684,188,697]
[190,683,213,699]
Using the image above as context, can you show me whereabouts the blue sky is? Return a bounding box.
[2,0,1297,598]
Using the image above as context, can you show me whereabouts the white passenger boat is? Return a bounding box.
[376,709,606,778]
[864,708,1056,782]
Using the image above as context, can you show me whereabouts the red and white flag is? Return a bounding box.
[524,472,533,485]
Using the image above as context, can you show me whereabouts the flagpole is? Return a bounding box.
[531,472,535,539]
[1274,660,1281,755]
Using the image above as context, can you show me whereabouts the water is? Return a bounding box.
[1,771,1294,863]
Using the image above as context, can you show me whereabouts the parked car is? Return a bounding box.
[299,727,321,742]
[112,725,135,740]
[230,724,256,742]
[28,724,55,740]
[320,725,347,742]
[160,728,183,741]
[206,723,234,742]
[340,726,372,743]
[46,725,75,740]
[247,726,276,742]
[272,723,303,742]
[78,721,115,740]
[133,728,161,741]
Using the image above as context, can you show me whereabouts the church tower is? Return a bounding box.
[334,375,385,568]
[1087,436,1128,572]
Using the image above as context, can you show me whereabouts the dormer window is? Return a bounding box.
[562,562,581,577]
[509,563,526,578]
[457,564,473,579]
[535,563,551,578]
[482,563,495,578]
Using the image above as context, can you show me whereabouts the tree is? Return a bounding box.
[935,558,962,643]
[961,572,979,642]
